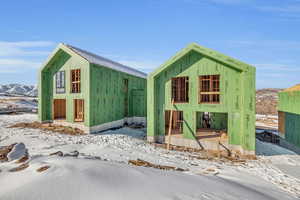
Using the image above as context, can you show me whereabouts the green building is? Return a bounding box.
[278,84,300,148]
[38,43,147,133]
[147,43,256,155]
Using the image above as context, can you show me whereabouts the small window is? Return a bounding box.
[171,77,189,103]
[55,71,65,93]
[199,75,220,103]
[71,69,81,93]
[165,110,183,135]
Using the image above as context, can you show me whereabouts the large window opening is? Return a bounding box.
[165,110,183,135]
[196,112,227,138]
[55,71,65,94]
[171,77,189,103]
[71,69,81,93]
[199,75,220,103]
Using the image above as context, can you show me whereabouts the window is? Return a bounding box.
[55,71,65,93]
[71,69,81,93]
[199,75,220,103]
[171,77,189,103]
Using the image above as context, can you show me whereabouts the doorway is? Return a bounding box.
[165,110,183,135]
[74,99,84,122]
[53,99,66,120]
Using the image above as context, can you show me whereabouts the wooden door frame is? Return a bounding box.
[73,99,84,122]
[52,99,66,120]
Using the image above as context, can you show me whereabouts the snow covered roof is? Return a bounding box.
[65,44,147,79]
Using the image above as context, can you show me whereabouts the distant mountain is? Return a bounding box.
[0,84,37,97]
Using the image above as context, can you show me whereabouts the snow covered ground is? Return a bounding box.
[0,114,300,200]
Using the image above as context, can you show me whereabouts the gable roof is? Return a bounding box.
[281,84,300,93]
[64,44,147,79]
[149,43,254,78]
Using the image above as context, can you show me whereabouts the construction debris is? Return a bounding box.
[0,143,16,162]
[128,159,187,172]
[9,121,85,135]
[9,163,29,172]
[36,165,50,173]
[49,151,64,157]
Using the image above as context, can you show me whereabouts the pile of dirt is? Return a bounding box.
[256,88,282,115]
[8,122,85,135]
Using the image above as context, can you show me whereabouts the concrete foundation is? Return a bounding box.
[52,117,146,134]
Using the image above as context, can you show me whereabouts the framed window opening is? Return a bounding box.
[71,69,81,93]
[171,77,189,103]
[199,75,220,104]
[55,71,65,94]
[74,99,84,122]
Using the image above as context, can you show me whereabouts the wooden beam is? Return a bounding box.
[167,98,175,150]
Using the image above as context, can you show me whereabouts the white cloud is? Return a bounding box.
[0,41,55,57]
[0,58,42,73]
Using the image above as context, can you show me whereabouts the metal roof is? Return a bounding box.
[65,44,147,79]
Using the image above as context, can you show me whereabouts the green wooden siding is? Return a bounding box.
[285,112,300,148]
[278,89,300,148]
[278,91,300,115]
[39,44,146,128]
[147,44,256,151]
[89,63,146,127]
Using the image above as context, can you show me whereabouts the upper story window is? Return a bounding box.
[199,75,220,104]
[71,69,81,93]
[55,71,65,94]
[171,77,189,103]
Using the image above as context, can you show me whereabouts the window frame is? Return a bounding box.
[55,71,65,94]
[171,76,189,103]
[199,75,220,104]
[71,69,81,93]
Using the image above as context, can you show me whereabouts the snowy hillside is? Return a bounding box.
[0,84,37,97]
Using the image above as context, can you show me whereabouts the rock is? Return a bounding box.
[7,143,28,162]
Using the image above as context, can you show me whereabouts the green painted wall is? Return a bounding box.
[89,63,146,127]
[39,44,146,128]
[147,45,256,151]
[278,91,300,115]
[284,112,300,148]
[278,90,300,147]
[38,46,90,126]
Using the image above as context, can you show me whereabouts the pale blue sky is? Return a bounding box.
[0,0,300,88]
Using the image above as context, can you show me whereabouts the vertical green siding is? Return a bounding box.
[285,112,300,148]
[39,46,147,128]
[89,63,146,127]
[278,90,300,148]
[38,47,90,126]
[278,91,300,115]
[147,49,256,151]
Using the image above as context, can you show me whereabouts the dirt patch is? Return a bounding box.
[9,163,29,172]
[36,165,50,172]
[8,121,85,135]
[129,159,187,171]
[151,142,256,162]
[0,144,16,162]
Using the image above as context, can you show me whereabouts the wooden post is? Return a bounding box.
[167,99,175,150]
